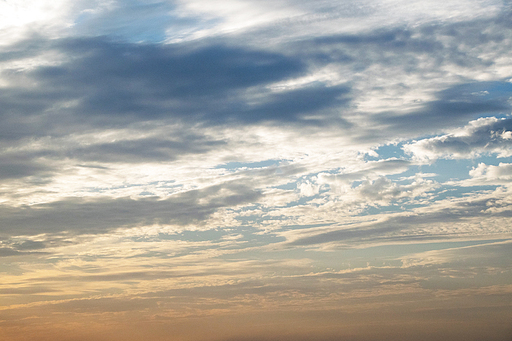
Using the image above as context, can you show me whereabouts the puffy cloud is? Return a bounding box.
[469,162,512,182]
[315,159,411,196]
[298,180,320,197]
[404,116,512,160]
[357,177,407,202]
[322,175,437,206]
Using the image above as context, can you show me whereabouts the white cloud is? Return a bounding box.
[469,162,512,182]
[298,181,320,197]
[0,0,117,44]
[169,0,503,43]
[404,117,512,161]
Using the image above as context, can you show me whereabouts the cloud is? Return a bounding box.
[0,155,52,180]
[315,173,438,208]
[70,1,184,43]
[298,181,319,197]
[0,181,261,238]
[0,36,358,140]
[172,0,504,45]
[404,116,512,160]
[469,162,512,184]
[0,248,24,257]
[402,239,512,269]
[13,240,46,250]
[285,186,512,247]
[0,240,48,257]
[289,11,512,140]
[66,135,227,163]
[314,159,412,196]
[376,83,512,137]
[1,4,512,340]
[354,176,431,203]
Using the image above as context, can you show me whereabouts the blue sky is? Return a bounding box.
[0,1,512,341]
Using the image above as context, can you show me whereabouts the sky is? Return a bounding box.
[0,1,512,340]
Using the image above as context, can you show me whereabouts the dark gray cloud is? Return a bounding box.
[0,181,261,238]
[287,11,512,138]
[1,8,510,146]
[0,241,48,257]
[300,16,501,74]
[0,247,24,257]
[0,127,228,184]
[0,36,354,151]
[377,82,512,135]
[225,83,351,125]
[312,7,511,66]
[0,155,52,180]
[13,240,46,251]
[68,135,227,163]
[313,27,444,57]
[50,40,301,103]
[404,116,512,159]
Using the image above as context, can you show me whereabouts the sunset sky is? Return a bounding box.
[1,1,512,340]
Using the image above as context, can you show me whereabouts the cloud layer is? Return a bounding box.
[0,1,512,341]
